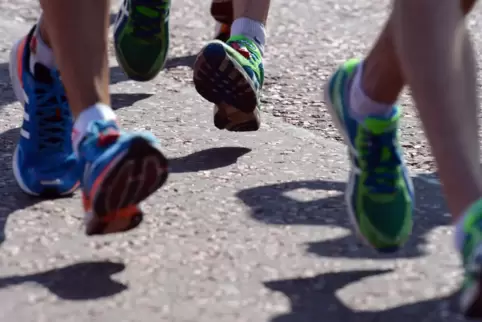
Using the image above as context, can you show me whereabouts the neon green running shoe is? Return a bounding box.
[459,199,482,318]
[193,35,263,132]
[114,0,171,82]
[323,59,414,252]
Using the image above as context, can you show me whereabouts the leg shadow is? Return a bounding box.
[0,62,17,107]
[266,269,460,322]
[0,261,127,300]
[111,93,153,110]
[110,54,198,85]
[236,174,448,259]
[164,54,197,70]
[170,147,251,173]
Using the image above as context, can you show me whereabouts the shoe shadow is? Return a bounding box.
[0,261,127,300]
[0,62,16,107]
[110,54,198,85]
[265,269,460,322]
[236,174,448,260]
[170,147,251,173]
[111,93,153,110]
[0,127,45,246]
[164,54,197,71]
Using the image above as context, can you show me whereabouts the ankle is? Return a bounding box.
[29,18,55,73]
[349,62,395,119]
[362,56,403,104]
[230,17,266,55]
[72,103,117,156]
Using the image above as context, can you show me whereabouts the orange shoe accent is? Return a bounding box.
[82,192,92,213]
[103,205,139,223]
[87,153,122,206]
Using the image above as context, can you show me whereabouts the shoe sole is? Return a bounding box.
[213,103,260,132]
[86,137,169,235]
[193,41,258,115]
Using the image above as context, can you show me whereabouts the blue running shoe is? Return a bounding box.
[323,59,414,252]
[9,26,79,197]
[76,120,168,235]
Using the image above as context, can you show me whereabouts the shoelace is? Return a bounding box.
[359,129,401,195]
[131,0,169,38]
[34,70,70,153]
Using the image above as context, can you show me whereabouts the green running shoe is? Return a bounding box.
[323,58,414,252]
[114,0,171,82]
[193,35,263,132]
[459,199,482,318]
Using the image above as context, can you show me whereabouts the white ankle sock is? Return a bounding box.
[349,62,394,120]
[29,16,55,73]
[230,17,266,56]
[73,103,117,156]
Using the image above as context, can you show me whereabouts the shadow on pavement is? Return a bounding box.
[110,54,197,85]
[0,62,16,107]
[265,269,459,322]
[238,176,458,321]
[0,63,152,108]
[164,54,197,70]
[111,92,153,110]
[0,127,44,246]
[237,175,448,260]
[0,261,127,300]
[170,147,251,173]
[0,53,197,107]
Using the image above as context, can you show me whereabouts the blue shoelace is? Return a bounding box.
[358,129,402,194]
[34,70,71,153]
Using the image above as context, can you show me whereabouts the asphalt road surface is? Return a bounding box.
[0,0,474,321]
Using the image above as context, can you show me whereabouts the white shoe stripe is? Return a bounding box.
[20,128,29,139]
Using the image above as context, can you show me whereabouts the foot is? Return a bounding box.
[114,0,171,81]
[459,200,482,318]
[77,120,168,235]
[193,35,263,132]
[9,26,79,197]
[323,58,414,252]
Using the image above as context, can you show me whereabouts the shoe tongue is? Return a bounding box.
[33,63,53,84]
[362,110,399,135]
[33,63,65,148]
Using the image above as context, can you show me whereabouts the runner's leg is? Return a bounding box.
[39,0,168,235]
[391,0,482,316]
